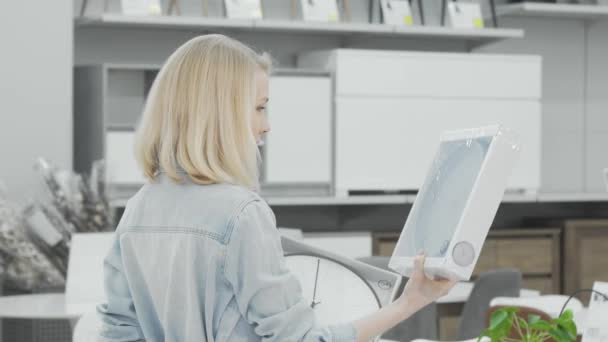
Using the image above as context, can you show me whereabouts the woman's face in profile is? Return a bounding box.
[252,70,270,146]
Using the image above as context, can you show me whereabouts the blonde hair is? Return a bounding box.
[135,34,271,189]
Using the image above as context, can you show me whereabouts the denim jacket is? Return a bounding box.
[97,173,357,342]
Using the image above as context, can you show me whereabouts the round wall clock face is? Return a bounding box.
[284,254,380,326]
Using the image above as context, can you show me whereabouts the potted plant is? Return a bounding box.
[479,307,577,342]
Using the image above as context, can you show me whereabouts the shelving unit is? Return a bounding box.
[75,14,524,47]
[497,3,608,19]
[536,192,608,203]
[108,191,608,208]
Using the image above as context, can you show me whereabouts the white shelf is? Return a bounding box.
[497,3,608,20]
[502,192,538,203]
[109,191,608,208]
[536,192,608,203]
[75,14,523,47]
[265,195,410,206]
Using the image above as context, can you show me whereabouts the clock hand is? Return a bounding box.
[311,258,321,308]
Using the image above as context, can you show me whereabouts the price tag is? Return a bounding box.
[380,0,414,26]
[301,0,340,22]
[121,0,162,16]
[224,0,263,19]
[447,2,484,29]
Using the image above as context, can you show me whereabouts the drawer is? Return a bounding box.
[495,238,554,274]
[373,234,399,257]
[377,240,398,257]
[473,240,498,276]
[300,49,542,99]
[579,234,608,291]
[335,98,541,192]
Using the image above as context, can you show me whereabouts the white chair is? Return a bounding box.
[490,295,584,318]
[73,311,102,342]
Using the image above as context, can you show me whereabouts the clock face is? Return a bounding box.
[400,136,491,258]
[284,254,380,326]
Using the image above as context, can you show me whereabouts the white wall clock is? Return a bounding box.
[282,236,402,338]
[285,254,381,325]
[389,126,520,281]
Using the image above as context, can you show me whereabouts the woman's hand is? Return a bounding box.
[396,253,457,311]
[353,252,457,341]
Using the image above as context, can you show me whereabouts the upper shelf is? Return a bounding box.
[497,3,608,20]
[75,14,524,47]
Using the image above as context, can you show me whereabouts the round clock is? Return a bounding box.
[284,253,381,326]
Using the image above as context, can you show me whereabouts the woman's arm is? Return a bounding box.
[225,199,456,342]
[96,231,145,342]
[354,254,456,341]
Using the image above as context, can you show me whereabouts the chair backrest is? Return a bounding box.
[72,311,102,342]
[486,305,553,340]
[357,256,438,342]
[457,268,522,340]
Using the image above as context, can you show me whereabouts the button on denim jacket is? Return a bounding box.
[97,173,357,342]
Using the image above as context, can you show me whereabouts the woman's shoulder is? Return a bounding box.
[120,180,272,243]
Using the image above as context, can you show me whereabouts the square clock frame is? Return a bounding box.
[389,126,520,281]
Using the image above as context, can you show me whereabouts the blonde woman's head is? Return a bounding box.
[135,34,271,189]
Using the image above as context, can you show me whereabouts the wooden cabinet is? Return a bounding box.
[375,228,561,340]
[564,219,608,303]
[373,228,561,294]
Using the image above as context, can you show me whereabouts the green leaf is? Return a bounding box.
[501,306,520,313]
[529,320,553,331]
[490,310,510,330]
[549,327,574,342]
[518,317,528,328]
[528,314,541,325]
[558,321,577,341]
[560,309,574,321]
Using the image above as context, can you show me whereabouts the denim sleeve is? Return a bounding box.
[224,199,357,342]
[96,227,145,342]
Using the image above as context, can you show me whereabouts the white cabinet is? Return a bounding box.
[265,73,332,185]
[105,131,145,185]
[299,49,542,194]
[335,98,540,191]
[333,51,541,99]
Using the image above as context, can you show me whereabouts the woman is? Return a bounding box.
[97,34,456,342]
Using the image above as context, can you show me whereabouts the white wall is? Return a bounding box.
[479,16,608,194]
[0,1,73,200]
[585,21,608,192]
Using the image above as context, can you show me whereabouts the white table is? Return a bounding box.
[0,290,587,337]
[0,293,77,320]
[437,281,541,304]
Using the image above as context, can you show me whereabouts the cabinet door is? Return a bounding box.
[335,97,540,192]
[334,50,541,99]
[265,76,332,184]
[105,130,145,185]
